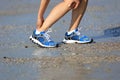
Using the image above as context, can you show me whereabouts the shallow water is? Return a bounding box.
[0,0,120,80]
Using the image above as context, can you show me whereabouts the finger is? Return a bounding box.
[68,1,73,7]
[74,1,79,9]
[74,3,79,9]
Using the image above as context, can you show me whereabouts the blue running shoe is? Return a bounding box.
[29,30,57,48]
[63,28,93,43]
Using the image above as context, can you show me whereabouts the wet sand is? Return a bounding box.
[0,0,120,80]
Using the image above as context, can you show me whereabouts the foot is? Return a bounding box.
[29,30,57,48]
[63,28,93,43]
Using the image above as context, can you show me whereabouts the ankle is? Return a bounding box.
[35,29,41,34]
[36,28,46,33]
[67,29,75,35]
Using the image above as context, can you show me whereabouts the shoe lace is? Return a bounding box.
[44,28,52,42]
[75,27,82,35]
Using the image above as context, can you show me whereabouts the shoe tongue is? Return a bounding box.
[75,28,78,32]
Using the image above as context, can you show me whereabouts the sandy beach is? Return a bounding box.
[0,0,120,80]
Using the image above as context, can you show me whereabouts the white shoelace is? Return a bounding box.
[44,28,52,42]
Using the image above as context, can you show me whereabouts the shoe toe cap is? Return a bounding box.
[80,35,92,41]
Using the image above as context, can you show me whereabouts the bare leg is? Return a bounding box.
[36,0,50,29]
[37,1,72,32]
[68,0,88,31]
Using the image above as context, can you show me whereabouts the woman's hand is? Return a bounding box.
[64,0,80,9]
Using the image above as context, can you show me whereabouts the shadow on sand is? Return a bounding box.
[93,26,120,40]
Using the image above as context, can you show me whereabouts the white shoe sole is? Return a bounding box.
[63,39,93,44]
